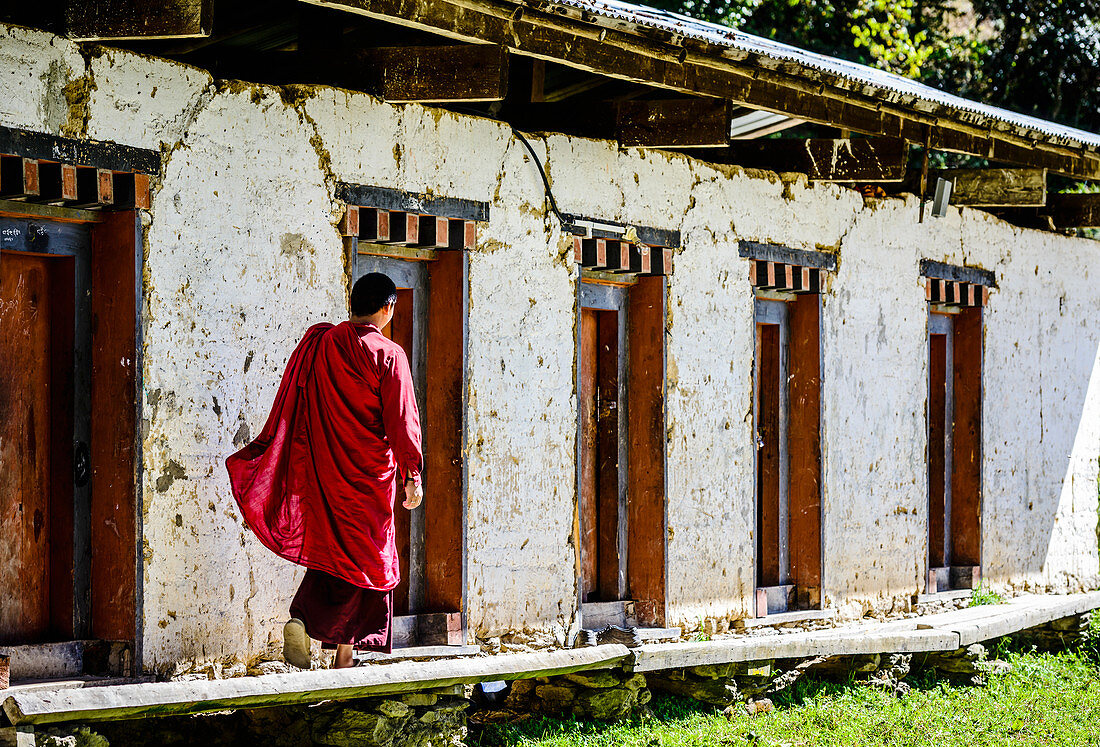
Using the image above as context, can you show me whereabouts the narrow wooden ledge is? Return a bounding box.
[358,645,481,663]
[3,645,631,726]
[914,590,973,605]
[734,608,835,629]
[633,592,1100,673]
[631,628,959,672]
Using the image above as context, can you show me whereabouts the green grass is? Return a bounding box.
[969,583,1006,607]
[473,634,1100,747]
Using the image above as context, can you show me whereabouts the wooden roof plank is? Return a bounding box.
[65,0,213,40]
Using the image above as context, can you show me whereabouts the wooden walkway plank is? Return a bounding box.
[634,592,1100,672]
[631,627,959,672]
[6,594,1099,726]
[3,646,631,726]
[948,592,1100,646]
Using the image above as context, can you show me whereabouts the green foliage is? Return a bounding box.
[472,646,1100,746]
[969,583,1006,607]
[850,0,933,78]
[1060,181,1100,194]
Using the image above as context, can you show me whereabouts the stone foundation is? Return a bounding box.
[33,727,110,747]
[646,661,776,706]
[1011,613,1093,651]
[914,644,988,685]
[42,688,469,747]
[503,669,651,720]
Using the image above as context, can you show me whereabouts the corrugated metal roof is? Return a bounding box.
[546,0,1100,150]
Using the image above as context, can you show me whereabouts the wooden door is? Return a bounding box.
[355,255,430,618]
[579,308,599,600]
[578,301,624,603]
[0,250,74,643]
[928,314,952,569]
[355,249,467,646]
[754,299,789,590]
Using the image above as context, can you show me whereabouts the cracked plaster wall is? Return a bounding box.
[2,23,1098,666]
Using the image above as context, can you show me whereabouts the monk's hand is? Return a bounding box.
[402,480,423,510]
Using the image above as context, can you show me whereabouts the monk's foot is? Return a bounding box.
[283,618,312,669]
[333,643,355,669]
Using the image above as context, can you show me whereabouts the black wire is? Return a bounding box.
[512,128,568,227]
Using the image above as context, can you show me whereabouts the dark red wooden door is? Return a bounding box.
[0,250,74,643]
[579,307,621,602]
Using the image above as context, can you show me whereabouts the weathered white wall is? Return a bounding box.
[2,22,1098,667]
[0,25,86,135]
[965,212,1100,593]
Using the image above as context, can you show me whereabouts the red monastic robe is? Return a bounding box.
[226,321,423,592]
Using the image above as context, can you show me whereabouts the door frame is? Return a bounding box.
[351,246,469,646]
[0,206,142,665]
[577,281,629,604]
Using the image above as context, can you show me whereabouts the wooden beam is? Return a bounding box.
[1046,193,1100,229]
[511,102,617,140]
[35,162,78,203]
[0,126,161,175]
[0,199,104,224]
[336,182,489,222]
[717,138,908,182]
[935,168,1047,207]
[352,45,509,102]
[302,0,1100,180]
[0,156,39,199]
[3,645,632,725]
[617,99,732,148]
[65,0,212,40]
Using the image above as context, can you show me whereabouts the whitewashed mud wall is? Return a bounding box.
[2,22,1098,668]
[966,213,1100,593]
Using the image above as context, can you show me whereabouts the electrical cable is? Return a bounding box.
[512,128,568,228]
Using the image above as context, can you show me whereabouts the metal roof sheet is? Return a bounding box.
[546,0,1100,150]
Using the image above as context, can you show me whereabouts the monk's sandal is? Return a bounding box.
[283,618,312,669]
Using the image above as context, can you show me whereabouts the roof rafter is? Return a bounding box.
[302,0,1100,180]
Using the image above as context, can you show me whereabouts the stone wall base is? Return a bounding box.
[31,689,469,747]
[504,669,650,720]
[646,661,777,706]
[1011,613,1093,652]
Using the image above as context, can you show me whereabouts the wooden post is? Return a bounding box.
[919,129,930,223]
[950,307,982,568]
[787,294,821,600]
[89,211,139,648]
[626,276,666,624]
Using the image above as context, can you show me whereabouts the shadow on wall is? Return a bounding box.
[1027,339,1100,585]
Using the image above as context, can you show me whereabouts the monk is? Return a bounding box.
[226,272,423,669]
